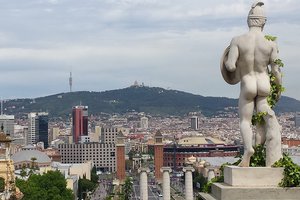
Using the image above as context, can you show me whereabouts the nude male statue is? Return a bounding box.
[221,1,282,167]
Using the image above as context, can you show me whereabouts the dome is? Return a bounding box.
[12,150,51,163]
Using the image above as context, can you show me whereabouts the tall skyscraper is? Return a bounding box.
[28,113,37,145]
[28,112,49,148]
[72,105,88,143]
[37,113,49,148]
[0,115,15,137]
[190,116,199,130]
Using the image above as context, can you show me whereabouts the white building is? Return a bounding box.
[0,115,14,137]
[140,116,149,129]
[190,116,199,130]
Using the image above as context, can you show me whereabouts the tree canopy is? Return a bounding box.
[16,170,74,200]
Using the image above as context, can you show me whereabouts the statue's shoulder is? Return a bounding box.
[220,46,240,85]
[230,34,249,45]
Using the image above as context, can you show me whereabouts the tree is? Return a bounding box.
[122,177,133,200]
[78,178,96,200]
[20,166,27,179]
[91,166,98,184]
[16,170,74,200]
[0,177,4,192]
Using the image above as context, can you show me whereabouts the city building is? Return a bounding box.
[140,116,149,129]
[72,106,88,143]
[0,115,14,137]
[12,149,51,169]
[163,136,240,170]
[27,112,49,148]
[49,127,60,144]
[58,143,116,172]
[295,112,300,127]
[190,116,199,130]
[58,127,121,172]
[282,137,300,147]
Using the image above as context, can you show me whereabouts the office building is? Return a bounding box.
[27,112,49,148]
[296,112,300,127]
[0,115,14,137]
[190,116,199,130]
[59,127,121,172]
[72,106,88,143]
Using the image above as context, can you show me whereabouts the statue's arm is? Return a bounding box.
[225,38,239,72]
[270,43,282,86]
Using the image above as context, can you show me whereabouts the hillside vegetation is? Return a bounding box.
[3,86,300,117]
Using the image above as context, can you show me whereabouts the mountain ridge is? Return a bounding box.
[3,86,300,117]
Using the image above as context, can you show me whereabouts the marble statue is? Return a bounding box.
[221,1,282,167]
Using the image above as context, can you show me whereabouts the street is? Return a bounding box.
[131,180,161,200]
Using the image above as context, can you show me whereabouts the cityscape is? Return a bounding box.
[1,82,300,199]
[1,0,300,200]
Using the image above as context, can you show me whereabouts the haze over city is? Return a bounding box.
[0,0,299,100]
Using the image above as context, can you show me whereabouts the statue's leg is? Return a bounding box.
[256,97,282,166]
[255,123,266,145]
[238,96,255,167]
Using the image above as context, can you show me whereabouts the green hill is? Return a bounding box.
[3,86,300,117]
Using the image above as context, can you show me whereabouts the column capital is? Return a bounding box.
[160,167,172,173]
[138,167,150,174]
[183,166,195,173]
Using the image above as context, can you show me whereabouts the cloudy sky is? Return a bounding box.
[0,0,299,100]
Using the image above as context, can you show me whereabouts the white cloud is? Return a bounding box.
[0,0,299,100]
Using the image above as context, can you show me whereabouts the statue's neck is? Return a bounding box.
[249,26,263,33]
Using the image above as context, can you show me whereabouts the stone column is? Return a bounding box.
[138,167,150,200]
[160,167,172,200]
[207,168,215,181]
[183,166,195,200]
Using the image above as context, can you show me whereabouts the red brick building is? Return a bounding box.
[282,137,300,147]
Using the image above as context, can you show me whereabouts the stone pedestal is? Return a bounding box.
[138,167,150,200]
[224,166,283,186]
[198,166,300,200]
[183,166,195,200]
[160,167,172,200]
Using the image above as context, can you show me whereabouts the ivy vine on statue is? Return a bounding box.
[221,1,283,167]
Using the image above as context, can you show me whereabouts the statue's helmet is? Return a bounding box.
[248,1,266,20]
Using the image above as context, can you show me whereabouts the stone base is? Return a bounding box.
[198,183,300,200]
[199,166,300,200]
[224,166,284,187]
